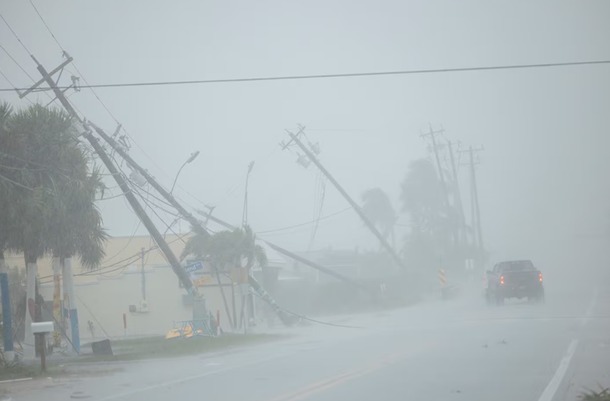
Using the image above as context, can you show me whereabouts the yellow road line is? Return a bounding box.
[269,345,434,401]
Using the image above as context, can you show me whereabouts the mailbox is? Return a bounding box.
[31,321,53,373]
[31,321,54,334]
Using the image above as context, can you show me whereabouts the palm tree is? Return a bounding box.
[181,225,267,331]
[46,166,108,350]
[3,104,104,355]
[361,188,397,249]
[0,102,16,273]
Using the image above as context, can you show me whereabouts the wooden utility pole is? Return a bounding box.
[284,129,407,271]
[420,126,459,249]
[29,57,197,296]
[460,146,484,250]
[86,121,302,326]
[196,210,377,296]
[470,146,484,250]
[420,126,451,208]
[86,121,209,242]
[446,140,467,246]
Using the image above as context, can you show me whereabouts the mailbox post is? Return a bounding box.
[31,322,53,373]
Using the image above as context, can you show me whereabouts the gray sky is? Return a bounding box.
[1,0,609,264]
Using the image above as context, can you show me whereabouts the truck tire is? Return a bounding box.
[538,290,545,304]
[485,290,493,306]
[495,294,504,305]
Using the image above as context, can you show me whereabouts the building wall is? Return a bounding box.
[38,265,245,338]
[5,234,252,338]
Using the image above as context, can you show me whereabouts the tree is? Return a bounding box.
[400,158,462,278]
[183,225,267,271]
[47,167,107,267]
[0,103,14,273]
[182,225,267,330]
[0,104,107,356]
[361,188,397,248]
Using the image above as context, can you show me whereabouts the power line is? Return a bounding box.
[24,3,210,212]
[3,59,609,93]
[0,67,17,90]
[257,207,352,234]
[27,0,63,51]
[0,12,54,102]
[27,0,122,125]
[96,191,130,201]
[26,1,174,188]
[0,67,35,105]
[38,232,190,284]
[26,0,145,171]
[0,42,36,82]
[134,187,186,242]
[99,220,142,265]
[0,12,33,55]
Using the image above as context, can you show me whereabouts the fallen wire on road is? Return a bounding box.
[252,291,365,329]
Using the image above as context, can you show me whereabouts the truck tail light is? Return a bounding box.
[500,276,504,285]
[539,273,542,282]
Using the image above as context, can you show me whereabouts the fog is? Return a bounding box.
[1,1,609,400]
[1,1,608,254]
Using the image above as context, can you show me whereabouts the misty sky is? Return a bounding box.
[1,1,609,266]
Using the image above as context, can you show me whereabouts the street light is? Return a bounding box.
[170,151,200,194]
[242,161,255,227]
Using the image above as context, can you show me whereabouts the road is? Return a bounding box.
[6,240,610,401]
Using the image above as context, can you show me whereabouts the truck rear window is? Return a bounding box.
[499,260,534,272]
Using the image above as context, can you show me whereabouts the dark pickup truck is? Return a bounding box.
[485,260,545,305]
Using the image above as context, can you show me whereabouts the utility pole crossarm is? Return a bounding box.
[19,56,73,99]
[286,131,406,271]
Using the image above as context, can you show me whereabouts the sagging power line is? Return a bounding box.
[1,59,609,92]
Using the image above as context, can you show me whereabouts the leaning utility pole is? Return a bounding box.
[446,140,467,246]
[86,121,209,242]
[420,126,451,209]
[86,122,302,326]
[420,126,459,249]
[27,57,197,296]
[196,210,377,296]
[283,127,406,271]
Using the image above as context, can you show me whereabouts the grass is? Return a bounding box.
[0,333,285,381]
[0,364,123,382]
[77,333,286,363]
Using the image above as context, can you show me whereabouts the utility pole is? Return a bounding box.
[446,140,467,246]
[420,125,450,208]
[87,122,208,243]
[460,146,484,251]
[27,57,197,297]
[283,127,406,271]
[242,161,255,227]
[420,126,459,250]
[196,210,377,296]
[86,121,302,326]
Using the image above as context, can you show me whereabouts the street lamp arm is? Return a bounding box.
[170,161,188,194]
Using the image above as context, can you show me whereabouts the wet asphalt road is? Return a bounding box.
[6,242,610,401]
